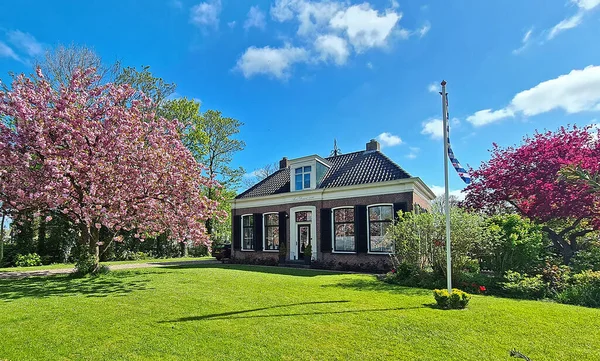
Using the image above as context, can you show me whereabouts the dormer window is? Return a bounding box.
[294,166,312,191]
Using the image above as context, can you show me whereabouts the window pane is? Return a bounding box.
[265,226,279,250]
[334,224,355,251]
[295,211,311,222]
[369,221,392,252]
[295,167,302,174]
[243,228,254,249]
[304,173,310,188]
[334,208,354,222]
[243,215,253,227]
[295,174,303,190]
[381,206,393,220]
[265,213,278,226]
[369,206,393,221]
[304,166,312,172]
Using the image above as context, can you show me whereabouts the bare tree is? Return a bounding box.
[243,162,278,189]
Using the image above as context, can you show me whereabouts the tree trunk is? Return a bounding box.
[77,223,100,274]
[0,213,5,264]
[179,241,188,257]
[37,216,47,257]
[542,226,577,265]
[89,226,100,269]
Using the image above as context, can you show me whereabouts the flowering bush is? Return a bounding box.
[433,289,471,309]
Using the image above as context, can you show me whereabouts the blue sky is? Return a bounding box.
[1,0,599,197]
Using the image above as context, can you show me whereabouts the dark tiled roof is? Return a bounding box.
[236,150,411,199]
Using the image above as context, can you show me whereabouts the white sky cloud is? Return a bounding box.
[547,0,600,39]
[366,62,373,69]
[513,27,533,54]
[417,22,431,38]
[429,185,466,201]
[330,3,401,52]
[0,41,21,62]
[190,0,222,28]
[236,44,309,79]
[7,30,44,57]
[406,146,420,159]
[314,34,349,65]
[428,82,438,93]
[421,118,443,139]
[467,65,600,126]
[244,6,266,31]
[376,132,402,147]
[228,21,237,28]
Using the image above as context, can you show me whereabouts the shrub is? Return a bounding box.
[433,289,471,309]
[557,270,600,308]
[458,272,498,294]
[571,245,600,273]
[14,253,42,267]
[500,271,546,299]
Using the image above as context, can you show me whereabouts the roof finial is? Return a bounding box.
[330,139,342,156]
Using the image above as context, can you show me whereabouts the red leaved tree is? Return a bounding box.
[0,68,221,272]
[464,125,600,264]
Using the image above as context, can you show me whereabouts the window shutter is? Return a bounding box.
[278,211,287,248]
[355,205,368,253]
[320,208,332,253]
[253,213,263,251]
[393,202,408,220]
[232,215,241,250]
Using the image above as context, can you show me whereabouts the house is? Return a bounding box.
[230,139,436,271]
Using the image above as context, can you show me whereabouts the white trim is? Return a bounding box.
[366,204,395,254]
[231,178,434,210]
[262,212,280,252]
[331,206,357,253]
[289,206,317,261]
[288,154,331,167]
[240,214,254,251]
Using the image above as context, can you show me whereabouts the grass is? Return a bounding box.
[0,256,212,272]
[0,264,599,361]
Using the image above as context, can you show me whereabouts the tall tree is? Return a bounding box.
[115,65,176,108]
[159,97,208,161]
[0,68,220,273]
[464,125,600,264]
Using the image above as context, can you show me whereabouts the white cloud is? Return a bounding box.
[330,3,401,52]
[429,185,466,201]
[390,0,399,9]
[244,6,266,31]
[236,44,308,79]
[366,62,373,69]
[0,41,21,62]
[314,34,349,65]
[417,21,431,38]
[228,21,237,28]
[271,0,342,36]
[7,30,44,57]
[421,118,443,139]
[427,82,438,93]
[190,0,222,28]
[376,132,402,147]
[547,0,600,39]
[406,146,420,159]
[513,27,534,54]
[467,65,600,126]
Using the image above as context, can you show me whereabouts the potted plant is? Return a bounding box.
[278,242,287,264]
[303,244,312,266]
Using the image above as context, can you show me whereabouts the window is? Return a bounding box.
[368,205,394,253]
[333,208,355,252]
[263,213,280,251]
[294,166,312,191]
[242,215,254,250]
[295,211,312,222]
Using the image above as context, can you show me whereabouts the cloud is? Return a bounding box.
[0,41,21,62]
[236,44,309,79]
[190,0,222,28]
[427,82,438,93]
[547,0,600,39]
[7,30,44,57]
[416,21,431,38]
[271,0,343,36]
[429,185,466,201]
[467,65,600,126]
[421,118,443,139]
[512,27,534,54]
[376,132,402,147]
[244,6,266,31]
[330,3,401,52]
[228,21,237,28]
[314,34,349,65]
[406,146,420,159]
[366,62,373,69]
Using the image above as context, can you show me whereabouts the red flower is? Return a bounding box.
[391,269,396,274]
[479,285,486,292]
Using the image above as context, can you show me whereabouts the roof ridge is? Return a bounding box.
[235,168,288,199]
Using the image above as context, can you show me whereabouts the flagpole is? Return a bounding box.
[441,80,452,294]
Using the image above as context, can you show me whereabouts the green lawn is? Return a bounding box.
[0,256,212,272]
[0,264,598,361]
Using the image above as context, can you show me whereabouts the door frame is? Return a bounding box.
[289,206,317,260]
[297,224,312,260]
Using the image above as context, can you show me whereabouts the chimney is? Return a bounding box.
[279,157,289,169]
[366,139,380,152]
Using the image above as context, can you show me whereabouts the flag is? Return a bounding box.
[445,95,471,185]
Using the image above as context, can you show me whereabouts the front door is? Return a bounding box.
[297,224,311,260]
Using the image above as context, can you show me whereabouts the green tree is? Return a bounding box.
[115,65,176,107]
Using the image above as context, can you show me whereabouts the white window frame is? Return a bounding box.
[366,204,395,254]
[241,214,255,252]
[262,212,280,252]
[331,206,356,254]
[293,165,312,191]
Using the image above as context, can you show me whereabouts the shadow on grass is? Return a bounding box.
[161,263,342,277]
[160,300,423,322]
[322,277,432,296]
[0,273,151,301]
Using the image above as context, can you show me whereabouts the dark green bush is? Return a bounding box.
[14,253,42,267]
[500,271,546,299]
[433,289,471,309]
[557,271,600,308]
[571,245,600,273]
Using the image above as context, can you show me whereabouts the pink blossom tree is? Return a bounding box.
[0,68,221,272]
[464,125,600,264]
